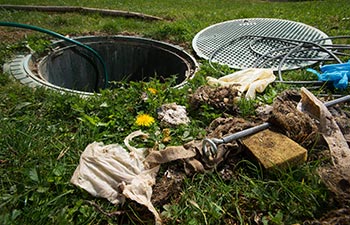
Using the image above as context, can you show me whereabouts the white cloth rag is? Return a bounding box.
[70,130,162,224]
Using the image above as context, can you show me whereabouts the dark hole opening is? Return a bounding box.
[38,36,197,93]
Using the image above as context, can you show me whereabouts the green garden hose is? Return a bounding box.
[0,21,109,88]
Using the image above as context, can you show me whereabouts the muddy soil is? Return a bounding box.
[305,208,350,225]
[151,166,186,206]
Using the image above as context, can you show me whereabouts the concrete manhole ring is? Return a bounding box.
[4,35,198,95]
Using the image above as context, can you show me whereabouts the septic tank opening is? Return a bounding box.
[5,36,198,95]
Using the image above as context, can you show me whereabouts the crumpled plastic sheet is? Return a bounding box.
[307,61,350,90]
[206,68,276,99]
[71,130,199,224]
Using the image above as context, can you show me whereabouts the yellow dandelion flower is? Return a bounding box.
[148,87,157,94]
[135,114,155,127]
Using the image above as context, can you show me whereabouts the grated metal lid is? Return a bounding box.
[192,18,332,71]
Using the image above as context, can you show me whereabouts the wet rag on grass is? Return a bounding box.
[70,130,198,224]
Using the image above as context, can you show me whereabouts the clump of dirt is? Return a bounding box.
[268,90,319,147]
[206,117,258,140]
[329,106,350,144]
[189,85,240,114]
[305,208,350,225]
[203,117,259,170]
[151,167,186,206]
[318,166,350,204]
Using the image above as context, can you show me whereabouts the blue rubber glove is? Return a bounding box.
[307,61,350,90]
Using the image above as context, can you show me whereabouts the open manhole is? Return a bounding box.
[4,36,198,95]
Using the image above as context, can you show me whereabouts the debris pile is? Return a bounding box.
[268,90,319,147]
[71,87,350,224]
[299,88,350,203]
[189,85,239,114]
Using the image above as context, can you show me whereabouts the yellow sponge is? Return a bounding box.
[242,129,308,170]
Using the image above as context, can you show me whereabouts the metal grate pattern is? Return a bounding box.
[192,18,332,71]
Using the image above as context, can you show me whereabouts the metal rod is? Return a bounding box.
[324,95,350,107]
[221,122,271,143]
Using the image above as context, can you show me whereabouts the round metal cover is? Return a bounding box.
[192,18,332,71]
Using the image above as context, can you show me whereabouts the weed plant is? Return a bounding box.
[1,0,350,224]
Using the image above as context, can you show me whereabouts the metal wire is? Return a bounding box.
[208,35,350,87]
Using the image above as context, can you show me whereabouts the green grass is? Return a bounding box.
[162,161,331,224]
[0,66,334,225]
[1,0,350,224]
